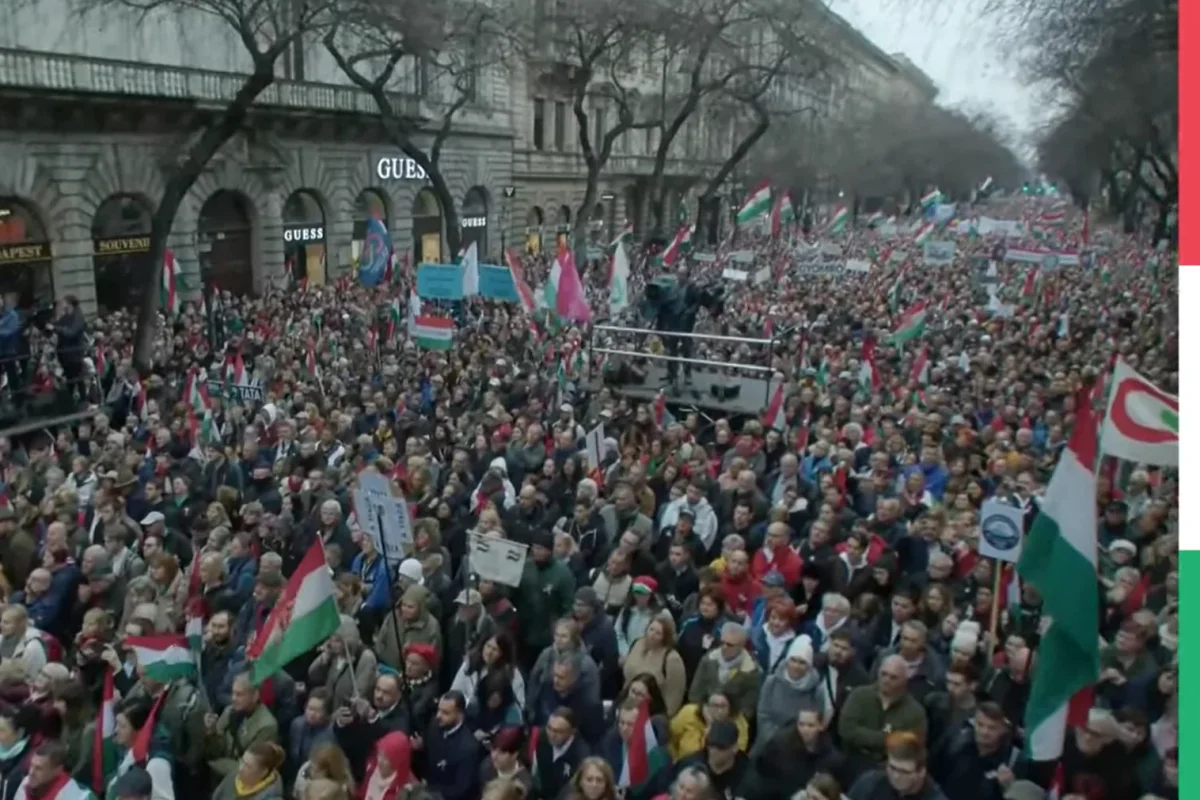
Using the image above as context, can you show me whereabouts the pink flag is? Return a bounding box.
[554,249,593,323]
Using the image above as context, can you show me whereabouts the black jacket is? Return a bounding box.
[423,721,483,800]
[530,729,589,800]
[740,730,849,800]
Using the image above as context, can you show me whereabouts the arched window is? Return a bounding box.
[198,190,254,297]
[412,188,444,263]
[92,194,152,313]
[0,197,53,308]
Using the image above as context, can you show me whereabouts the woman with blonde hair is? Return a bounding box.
[212,742,286,800]
[622,616,687,716]
[564,757,619,800]
[302,779,351,800]
[294,743,355,800]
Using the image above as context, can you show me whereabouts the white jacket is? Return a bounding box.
[2,628,46,681]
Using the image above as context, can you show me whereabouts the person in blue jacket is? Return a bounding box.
[349,530,392,634]
[423,692,482,800]
[225,533,258,610]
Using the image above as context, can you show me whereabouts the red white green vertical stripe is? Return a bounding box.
[736,182,772,225]
[770,192,795,237]
[661,223,694,267]
[1018,387,1100,761]
[91,667,117,793]
[913,222,936,245]
[920,188,942,208]
[763,381,786,431]
[161,249,181,316]
[889,301,928,346]
[506,248,538,314]
[618,700,669,789]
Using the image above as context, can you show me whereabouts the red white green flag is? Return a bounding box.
[1099,357,1178,466]
[736,182,772,225]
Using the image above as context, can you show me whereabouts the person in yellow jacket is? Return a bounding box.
[667,689,749,760]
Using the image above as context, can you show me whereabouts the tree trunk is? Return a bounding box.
[572,166,600,271]
[132,66,277,374]
[698,109,770,207]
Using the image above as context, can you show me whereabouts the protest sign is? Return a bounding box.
[352,471,411,561]
[468,533,528,587]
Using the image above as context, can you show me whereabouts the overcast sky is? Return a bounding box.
[830,0,1044,152]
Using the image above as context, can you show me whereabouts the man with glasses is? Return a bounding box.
[847,732,948,800]
[686,622,761,725]
[531,708,589,800]
[838,654,928,775]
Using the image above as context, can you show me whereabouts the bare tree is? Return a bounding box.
[1032,0,1175,235]
[325,0,518,260]
[73,0,336,372]
[519,0,669,259]
[639,0,812,235]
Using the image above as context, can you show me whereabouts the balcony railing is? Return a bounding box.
[0,47,421,117]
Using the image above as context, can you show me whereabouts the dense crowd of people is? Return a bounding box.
[0,194,1178,800]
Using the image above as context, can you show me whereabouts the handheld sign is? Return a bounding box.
[978,499,1025,563]
[468,533,528,587]
[353,471,411,562]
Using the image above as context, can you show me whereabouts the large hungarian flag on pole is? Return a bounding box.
[248,540,340,685]
[1099,357,1178,466]
[126,635,197,682]
[1018,386,1100,761]
[736,182,772,225]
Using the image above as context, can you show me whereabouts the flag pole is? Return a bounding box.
[375,506,406,660]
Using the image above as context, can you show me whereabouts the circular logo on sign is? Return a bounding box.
[981,511,1021,553]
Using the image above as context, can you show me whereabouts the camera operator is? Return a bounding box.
[658,267,723,388]
[53,295,87,388]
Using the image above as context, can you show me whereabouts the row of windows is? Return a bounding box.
[529,98,733,158]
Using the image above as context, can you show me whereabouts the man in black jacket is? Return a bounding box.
[53,295,86,387]
[423,692,482,800]
[531,707,590,800]
[930,702,1018,800]
[740,705,851,800]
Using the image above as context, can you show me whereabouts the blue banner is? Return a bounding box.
[358,217,391,287]
[479,265,517,302]
[416,263,463,299]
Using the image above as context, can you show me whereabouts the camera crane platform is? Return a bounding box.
[582,324,782,418]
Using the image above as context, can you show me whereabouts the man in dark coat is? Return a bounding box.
[423,692,482,800]
[531,707,590,800]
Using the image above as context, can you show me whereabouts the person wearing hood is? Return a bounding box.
[516,531,576,669]
[372,584,442,672]
[472,459,517,512]
[308,617,378,712]
[211,742,286,800]
[571,588,620,698]
[741,703,850,800]
[355,734,422,800]
[753,635,833,756]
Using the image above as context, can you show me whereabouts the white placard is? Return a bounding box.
[753,266,771,285]
[353,471,411,562]
[845,259,871,273]
[584,423,604,469]
[721,268,749,281]
[923,240,956,267]
[978,499,1025,563]
[468,533,529,587]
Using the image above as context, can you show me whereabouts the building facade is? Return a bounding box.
[0,0,926,314]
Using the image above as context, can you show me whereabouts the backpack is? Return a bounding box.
[36,630,63,663]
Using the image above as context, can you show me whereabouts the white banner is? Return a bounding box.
[353,472,412,561]
[923,240,956,266]
[845,259,871,273]
[468,533,528,587]
[722,267,749,281]
[584,423,604,469]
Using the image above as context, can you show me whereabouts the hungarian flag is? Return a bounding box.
[161,248,181,316]
[769,191,795,237]
[1022,267,1040,300]
[1018,386,1099,762]
[653,392,676,428]
[913,221,935,245]
[736,182,772,225]
[763,382,787,431]
[608,242,631,314]
[608,220,634,254]
[306,339,319,378]
[411,315,455,351]
[617,700,669,789]
[858,339,881,395]
[91,668,118,793]
[827,205,849,234]
[920,188,942,208]
[505,248,538,314]
[661,223,695,267]
[911,344,930,386]
[1099,357,1178,466]
[126,635,197,682]
[130,692,169,765]
[889,301,928,346]
[248,541,341,685]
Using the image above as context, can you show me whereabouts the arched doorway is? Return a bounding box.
[412,188,443,263]
[0,198,53,310]
[525,206,543,254]
[197,190,254,297]
[352,189,390,267]
[461,186,489,257]
[282,189,327,286]
[92,195,152,313]
[555,204,572,251]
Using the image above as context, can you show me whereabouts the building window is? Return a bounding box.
[643,126,652,155]
[533,98,546,150]
[554,101,567,150]
[593,107,606,151]
[460,62,478,103]
[414,58,431,97]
